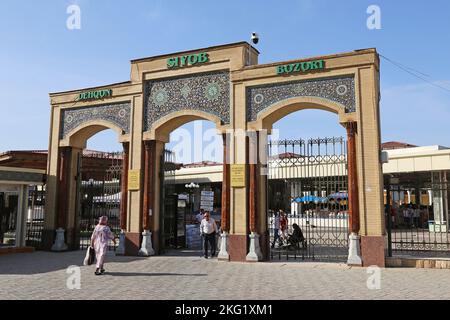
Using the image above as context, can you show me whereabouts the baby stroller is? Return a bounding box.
[287,223,307,250]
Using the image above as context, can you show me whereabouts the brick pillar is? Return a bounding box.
[142,140,155,231]
[218,133,231,261]
[249,162,257,233]
[221,133,230,232]
[344,122,364,266]
[246,131,262,261]
[138,140,156,256]
[56,147,71,229]
[346,122,360,234]
[120,142,129,230]
[117,142,130,255]
[51,146,71,251]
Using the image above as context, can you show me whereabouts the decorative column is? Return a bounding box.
[15,185,29,248]
[116,142,129,255]
[218,133,231,261]
[345,122,362,266]
[139,140,155,256]
[431,171,449,231]
[246,131,262,262]
[52,146,71,251]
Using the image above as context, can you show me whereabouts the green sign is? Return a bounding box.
[78,89,112,101]
[276,59,325,75]
[167,52,209,69]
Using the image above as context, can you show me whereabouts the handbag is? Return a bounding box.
[83,246,96,266]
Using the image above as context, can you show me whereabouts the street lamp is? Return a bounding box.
[185,182,200,220]
[184,182,200,247]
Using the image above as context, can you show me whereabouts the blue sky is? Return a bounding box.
[0,0,449,160]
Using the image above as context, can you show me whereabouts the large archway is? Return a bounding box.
[261,105,350,261]
[46,42,384,266]
[140,112,227,256]
[44,118,130,252]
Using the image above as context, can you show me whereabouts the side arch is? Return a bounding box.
[59,119,129,148]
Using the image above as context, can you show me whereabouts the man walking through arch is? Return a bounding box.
[200,211,218,258]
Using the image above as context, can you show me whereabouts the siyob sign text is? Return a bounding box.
[167,52,209,69]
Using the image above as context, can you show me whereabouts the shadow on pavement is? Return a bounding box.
[160,249,212,257]
[103,272,207,277]
[0,250,148,275]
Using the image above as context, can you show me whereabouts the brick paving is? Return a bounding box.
[0,250,449,300]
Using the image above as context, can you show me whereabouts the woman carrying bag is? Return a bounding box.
[89,216,116,275]
[83,245,95,266]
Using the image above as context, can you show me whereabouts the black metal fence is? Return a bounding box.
[386,171,450,257]
[25,185,45,249]
[76,150,122,251]
[0,193,18,247]
[161,149,180,250]
[267,137,349,261]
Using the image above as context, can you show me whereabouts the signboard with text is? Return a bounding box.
[167,52,209,69]
[200,190,214,211]
[78,89,112,101]
[127,170,140,191]
[230,164,246,188]
[276,59,325,75]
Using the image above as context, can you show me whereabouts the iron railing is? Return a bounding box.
[267,137,349,261]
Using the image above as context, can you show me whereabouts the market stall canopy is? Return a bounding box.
[93,192,121,203]
[292,195,327,203]
[327,192,348,201]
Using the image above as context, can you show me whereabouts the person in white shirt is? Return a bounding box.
[199,211,218,258]
[271,211,281,248]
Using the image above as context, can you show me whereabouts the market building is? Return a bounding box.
[1,142,449,264]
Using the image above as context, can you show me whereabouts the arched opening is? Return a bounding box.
[146,114,225,256]
[259,104,350,262]
[62,125,128,251]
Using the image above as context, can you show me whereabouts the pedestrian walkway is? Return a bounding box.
[1,250,450,300]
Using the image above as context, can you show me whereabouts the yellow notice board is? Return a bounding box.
[128,170,140,190]
[230,164,246,188]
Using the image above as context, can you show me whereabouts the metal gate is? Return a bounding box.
[0,193,18,247]
[267,137,349,261]
[76,151,122,251]
[161,149,179,251]
[386,171,450,257]
[25,185,45,249]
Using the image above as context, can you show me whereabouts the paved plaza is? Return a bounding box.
[1,250,450,300]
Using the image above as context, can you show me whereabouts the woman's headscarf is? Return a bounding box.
[99,215,108,225]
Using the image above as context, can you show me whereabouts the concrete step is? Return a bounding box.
[386,256,450,269]
[0,246,35,256]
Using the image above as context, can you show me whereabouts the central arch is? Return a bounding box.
[140,110,228,256]
[144,110,225,143]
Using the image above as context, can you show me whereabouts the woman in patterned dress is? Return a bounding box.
[90,216,116,275]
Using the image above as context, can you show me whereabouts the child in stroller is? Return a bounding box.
[287,223,307,250]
